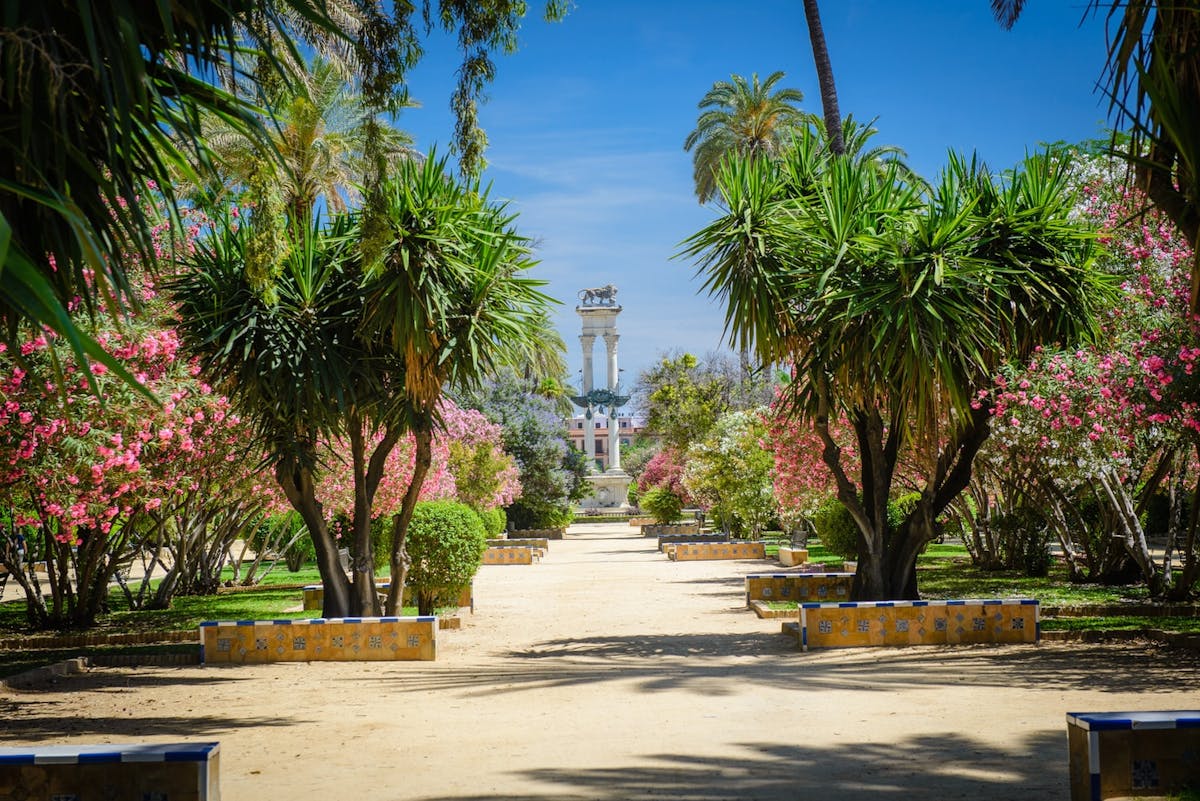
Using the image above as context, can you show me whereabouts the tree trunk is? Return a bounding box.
[276,461,350,617]
[348,424,379,616]
[802,0,844,155]
[386,423,434,615]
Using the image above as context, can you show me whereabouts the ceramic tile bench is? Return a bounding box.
[657,533,729,551]
[482,546,535,565]
[200,616,437,663]
[1067,711,1200,801]
[666,541,766,561]
[509,528,564,540]
[301,583,473,612]
[0,742,220,800]
[642,522,701,537]
[798,598,1039,651]
[745,572,854,606]
[488,537,549,551]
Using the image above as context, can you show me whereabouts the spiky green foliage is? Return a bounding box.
[682,126,1115,599]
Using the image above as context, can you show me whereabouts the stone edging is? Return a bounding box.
[0,629,197,651]
[1042,603,1200,618]
[1041,629,1200,648]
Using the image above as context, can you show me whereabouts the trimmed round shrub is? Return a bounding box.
[811,496,859,559]
[406,500,487,615]
[640,486,683,524]
[478,507,506,538]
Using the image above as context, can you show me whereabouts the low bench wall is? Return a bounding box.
[657,533,729,551]
[200,617,437,663]
[482,547,534,565]
[745,572,854,606]
[778,546,808,566]
[488,538,549,551]
[510,528,563,540]
[302,583,473,612]
[0,742,221,801]
[642,523,700,537]
[667,541,766,561]
[628,517,655,526]
[1067,711,1200,801]
[799,599,1039,651]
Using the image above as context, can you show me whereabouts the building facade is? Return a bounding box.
[567,413,649,472]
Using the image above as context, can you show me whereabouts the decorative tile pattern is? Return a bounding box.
[669,542,766,561]
[1067,714,1200,801]
[200,617,437,663]
[482,547,534,565]
[745,573,854,606]
[799,599,1038,651]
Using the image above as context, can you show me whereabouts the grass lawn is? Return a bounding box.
[0,567,456,676]
[760,540,1184,637]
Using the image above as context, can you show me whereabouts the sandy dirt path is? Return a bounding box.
[3,521,1199,800]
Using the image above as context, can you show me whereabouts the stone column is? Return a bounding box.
[604,332,621,472]
[579,333,596,467]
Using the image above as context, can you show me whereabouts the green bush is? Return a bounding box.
[406,500,487,615]
[505,499,573,530]
[478,507,506,538]
[626,481,640,508]
[640,486,683,524]
[812,496,859,559]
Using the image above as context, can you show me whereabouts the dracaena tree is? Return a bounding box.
[172,154,554,617]
[683,125,1115,600]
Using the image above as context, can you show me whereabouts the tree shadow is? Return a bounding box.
[362,639,1200,699]
[410,731,1068,801]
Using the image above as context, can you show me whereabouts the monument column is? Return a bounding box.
[572,285,631,509]
[579,333,596,465]
[604,331,621,472]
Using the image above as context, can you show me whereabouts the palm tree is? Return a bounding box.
[994,1,1200,313]
[683,71,808,204]
[802,0,844,155]
[682,134,1115,600]
[190,58,417,227]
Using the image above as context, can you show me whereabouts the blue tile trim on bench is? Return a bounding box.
[0,743,220,765]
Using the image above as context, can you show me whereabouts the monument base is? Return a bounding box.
[579,471,633,510]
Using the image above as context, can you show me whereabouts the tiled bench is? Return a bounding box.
[666,541,766,561]
[799,599,1039,651]
[642,523,701,537]
[0,742,220,800]
[778,546,808,566]
[482,547,535,565]
[657,533,729,551]
[301,583,473,612]
[509,528,564,540]
[745,572,854,606]
[1067,711,1200,801]
[200,617,437,663]
[488,537,549,551]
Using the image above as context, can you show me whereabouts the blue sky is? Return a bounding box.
[400,1,1113,396]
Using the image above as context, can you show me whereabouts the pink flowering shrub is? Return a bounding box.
[982,153,1200,596]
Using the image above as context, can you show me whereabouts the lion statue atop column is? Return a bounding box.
[578,284,618,306]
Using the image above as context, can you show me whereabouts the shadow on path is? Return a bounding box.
[412,731,1066,801]
[358,639,1199,698]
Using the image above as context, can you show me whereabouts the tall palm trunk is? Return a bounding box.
[802,0,844,155]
